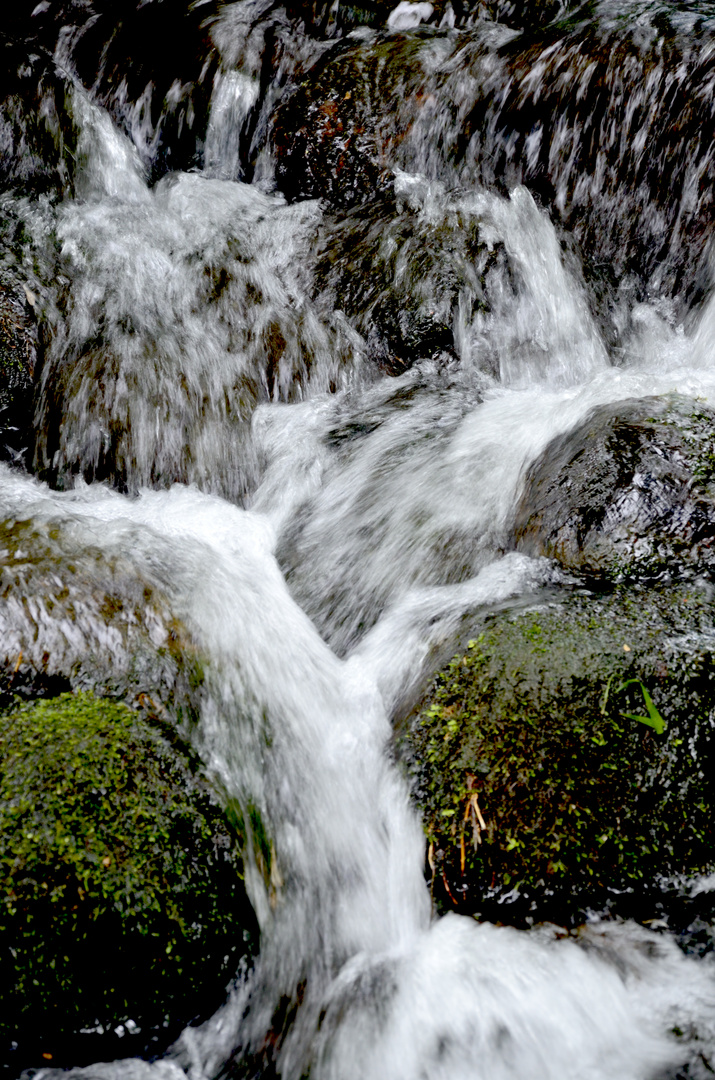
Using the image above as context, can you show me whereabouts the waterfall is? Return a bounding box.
[3,0,715,1077]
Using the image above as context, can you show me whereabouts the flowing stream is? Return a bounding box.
[5,0,715,1077]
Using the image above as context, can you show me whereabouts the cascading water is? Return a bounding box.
[4,0,715,1077]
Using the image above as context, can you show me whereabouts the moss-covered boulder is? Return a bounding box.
[0,692,256,1071]
[515,396,715,583]
[315,185,508,374]
[400,581,715,933]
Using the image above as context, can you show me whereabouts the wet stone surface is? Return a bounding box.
[315,185,510,373]
[0,513,199,714]
[32,178,364,502]
[272,2,715,308]
[0,42,77,199]
[400,581,715,938]
[515,395,715,583]
[0,276,37,466]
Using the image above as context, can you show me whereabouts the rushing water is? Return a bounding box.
[4,0,715,1077]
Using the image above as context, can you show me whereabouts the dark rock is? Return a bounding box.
[475,0,571,31]
[0,41,77,199]
[284,0,574,43]
[0,276,37,465]
[0,691,256,1071]
[68,0,578,195]
[32,180,361,502]
[272,2,715,312]
[70,0,218,182]
[0,196,62,472]
[0,510,200,714]
[515,396,715,582]
[272,33,422,209]
[277,368,487,655]
[0,0,213,187]
[399,581,715,935]
[315,187,508,373]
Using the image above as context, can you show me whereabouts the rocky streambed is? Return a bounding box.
[3,0,715,1076]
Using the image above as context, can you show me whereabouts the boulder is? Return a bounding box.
[315,185,508,373]
[277,367,487,655]
[272,5,715,308]
[272,33,425,209]
[399,581,715,937]
[515,396,715,583]
[0,42,76,198]
[0,692,256,1072]
[33,177,363,502]
[0,510,199,713]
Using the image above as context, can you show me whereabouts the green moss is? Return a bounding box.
[0,692,256,1063]
[403,583,715,923]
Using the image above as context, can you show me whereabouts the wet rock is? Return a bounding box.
[272,32,423,209]
[515,396,715,582]
[475,0,570,30]
[272,3,715,308]
[313,176,603,382]
[0,691,256,1072]
[0,42,77,198]
[276,367,488,655]
[0,510,200,713]
[0,0,213,187]
[33,176,364,502]
[0,275,37,464]
[399,581,715,934]
[315,183,509,373]
[70,0,219,182]
[67,0,577,195]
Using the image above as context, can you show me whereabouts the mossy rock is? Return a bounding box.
[0,692,257,1071]
[400,581,715,932]
[0,514,201,716]
[515,396,715,584]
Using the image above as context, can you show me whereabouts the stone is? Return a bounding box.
[315,184,505,373]
[0,277,36,465]
[400,581,715,937]
[515,396,715,583]
[272,8,715,310]
[0,511,200,714]
[0,692,256,1071]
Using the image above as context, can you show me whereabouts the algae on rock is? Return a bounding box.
[402,582,715,929]
[0,511,202,715]
[0,691,256,1070]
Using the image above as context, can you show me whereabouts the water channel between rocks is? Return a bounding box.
[4,0,715,1077]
